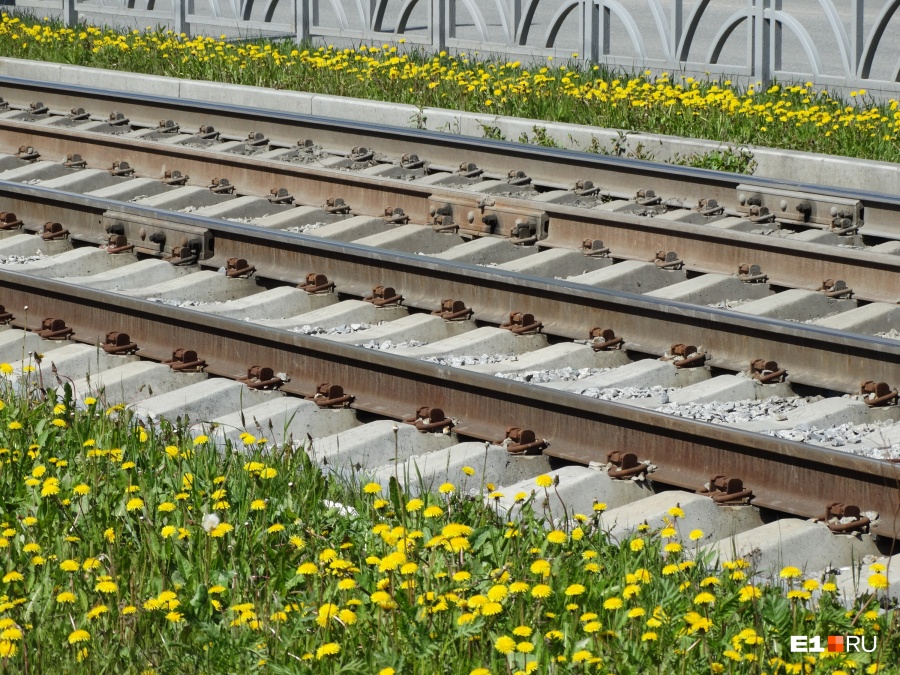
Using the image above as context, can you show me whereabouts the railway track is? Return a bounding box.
[0,76,896,596]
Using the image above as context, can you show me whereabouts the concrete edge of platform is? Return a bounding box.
[0,56,896,193]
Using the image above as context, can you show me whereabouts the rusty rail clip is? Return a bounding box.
[737,263,767,283]
[68,107,90,120]
[507,170,531,186]
[64,153,86,169]
[41,222,69,241]
[163,170,188,186]
[16,146,39,161]
[106,234,134,254]
[313,383,353,408]
[164,348,206,371]
[750,359,786,384]
[501,427,546,455]
[860,381,898,407]
[747,205,775,224]
[198,125,219,140]
[589,327,624,351]
[0,213,23,230]
[384,207,410,224]
[458,162,483,178]
[665,344,706,368]
[510,218,540,245]
[635,189,661,206]
[501,311,542,335]
[208,178,234,194]
[350,146,374,162]
[109,160,134,177]
[166,245,198,266]
[364,286,402,307]
[831,209,859,235]
[824,503,871,534]
[37,318,73,340]
[268,187,294,204]
[573,179,601,197]
[0,305,13,325]
[404,406,453,432]
[607,451,648,479]
[247,131,268,147]
[107,111,130,126]
[432,299,473,321]
[28,101,48,115]
[695,198,724,216]
[698,475,753,504]
[582,239,610,256]
[655,251,684,270]
[102,331,138,355]
[225,258,256,279]
[158,119,179,133]
[819,279,853,298]
[432,214,458,232]
[324,197,351,214]
[238,366,284,390]
[298,273,335,294]
[400,153,425,170]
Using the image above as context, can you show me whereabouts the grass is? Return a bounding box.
[0,13,899,172]
[0,352,895,674]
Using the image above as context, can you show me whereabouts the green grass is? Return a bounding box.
[0,355,895,673]
[1,12,899,173]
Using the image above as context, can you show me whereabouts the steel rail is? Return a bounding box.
[2,180,898,396]
[0,122,896,304]
[2,269,898,538]
[2,75,900,236]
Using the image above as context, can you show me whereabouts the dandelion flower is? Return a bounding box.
[94,581,117,594]
[405,498,424,512]
[547,530,566,544]
[438,482,455,494]
[363,482,381,494]
[630,539,645,552]
[694,592,715,605]
[603,597,623,610]
[315,642,340,659]
[531,584,551,598]
[250,499,266,511]
[125,498,144,512]
[60,559,79,572]
[535,474,554,488]
[738,585,762,602]
[779,566,802,579]
[565,584,585,596]
[2,571,22,583]
[201,513,220,533]
[516,642,534,653]
[869,573,889,590]
[57,591,76,603]
[494,636,515,654]
[68,630,90,644]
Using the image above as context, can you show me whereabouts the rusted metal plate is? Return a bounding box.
[0,271,897,538]
[0,181,898,394]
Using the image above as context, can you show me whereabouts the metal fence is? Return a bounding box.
[12,0,900,95]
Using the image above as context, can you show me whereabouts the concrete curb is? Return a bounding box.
[0,56,896,193]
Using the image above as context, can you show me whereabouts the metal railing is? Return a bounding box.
[11,0,900,95]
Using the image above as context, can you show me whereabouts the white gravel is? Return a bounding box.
[426,354,516,367]
[766,420,900,458]
[494,366,613,383]
[361,339,426,350]
[577,385,673,404]
[707,299,751,309]
[290,323,372,336]
[877,329,900,340]
[656,396,807,423]
[0,252,46,264]
[146,297,215,308]
[286,222,327,234]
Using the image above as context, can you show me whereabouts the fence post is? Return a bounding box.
[850,0,864,77]
[670,0,682,69]
[174,0,191,36]
[752,0,771,85]
[582,0,599,62]
[432,0,446,52]
[63,0,77,28]
[296,0,310,43]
